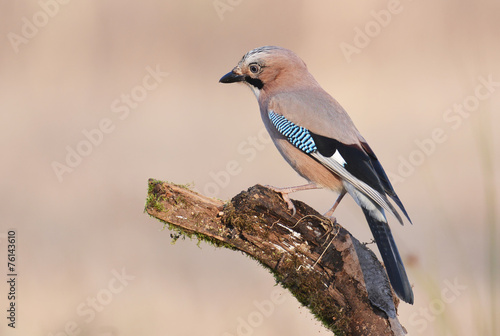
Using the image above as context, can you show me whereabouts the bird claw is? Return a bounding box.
[283,194,297,216]
[264,185,297,216]
[319,214,337,243]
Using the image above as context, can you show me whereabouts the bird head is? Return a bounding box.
[219,46,310,98]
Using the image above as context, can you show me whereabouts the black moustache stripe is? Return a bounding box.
[245,76,264,89]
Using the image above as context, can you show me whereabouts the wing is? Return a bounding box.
[268,110,410,225]
[360,141,412,223]
[268,90,363,145]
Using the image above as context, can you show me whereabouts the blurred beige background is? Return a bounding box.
[1,1,499,335]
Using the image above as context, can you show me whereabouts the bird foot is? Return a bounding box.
[264,185,297,216]
[319,214,338,244]
[263,183,319,216]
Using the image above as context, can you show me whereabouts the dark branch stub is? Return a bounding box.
[145,179,407,336]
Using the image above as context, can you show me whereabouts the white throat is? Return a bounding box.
[246,83,260,99]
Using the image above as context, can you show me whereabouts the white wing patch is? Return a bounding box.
[332,150,347,167]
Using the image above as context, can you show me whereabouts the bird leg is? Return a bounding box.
[324,189,347,221]
[264,183,319,216]
[316,190,347,243]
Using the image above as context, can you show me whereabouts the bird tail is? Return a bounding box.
[361,208,414,304]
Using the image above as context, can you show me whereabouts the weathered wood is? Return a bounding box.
[145,179,406,335]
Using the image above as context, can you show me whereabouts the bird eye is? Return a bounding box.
[249,64,260,74]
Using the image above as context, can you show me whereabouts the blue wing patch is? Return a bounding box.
[268,111,317,154]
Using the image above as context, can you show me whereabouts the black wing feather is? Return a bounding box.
[310,132,386,195]
[361,141,412,223]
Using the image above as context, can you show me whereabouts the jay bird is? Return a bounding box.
[219,46,414,304]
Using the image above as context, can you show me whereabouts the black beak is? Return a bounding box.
[219,71,245,84]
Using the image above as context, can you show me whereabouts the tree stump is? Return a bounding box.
[144,179,407,335]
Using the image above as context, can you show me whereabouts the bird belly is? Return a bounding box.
[273,137,344,192]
